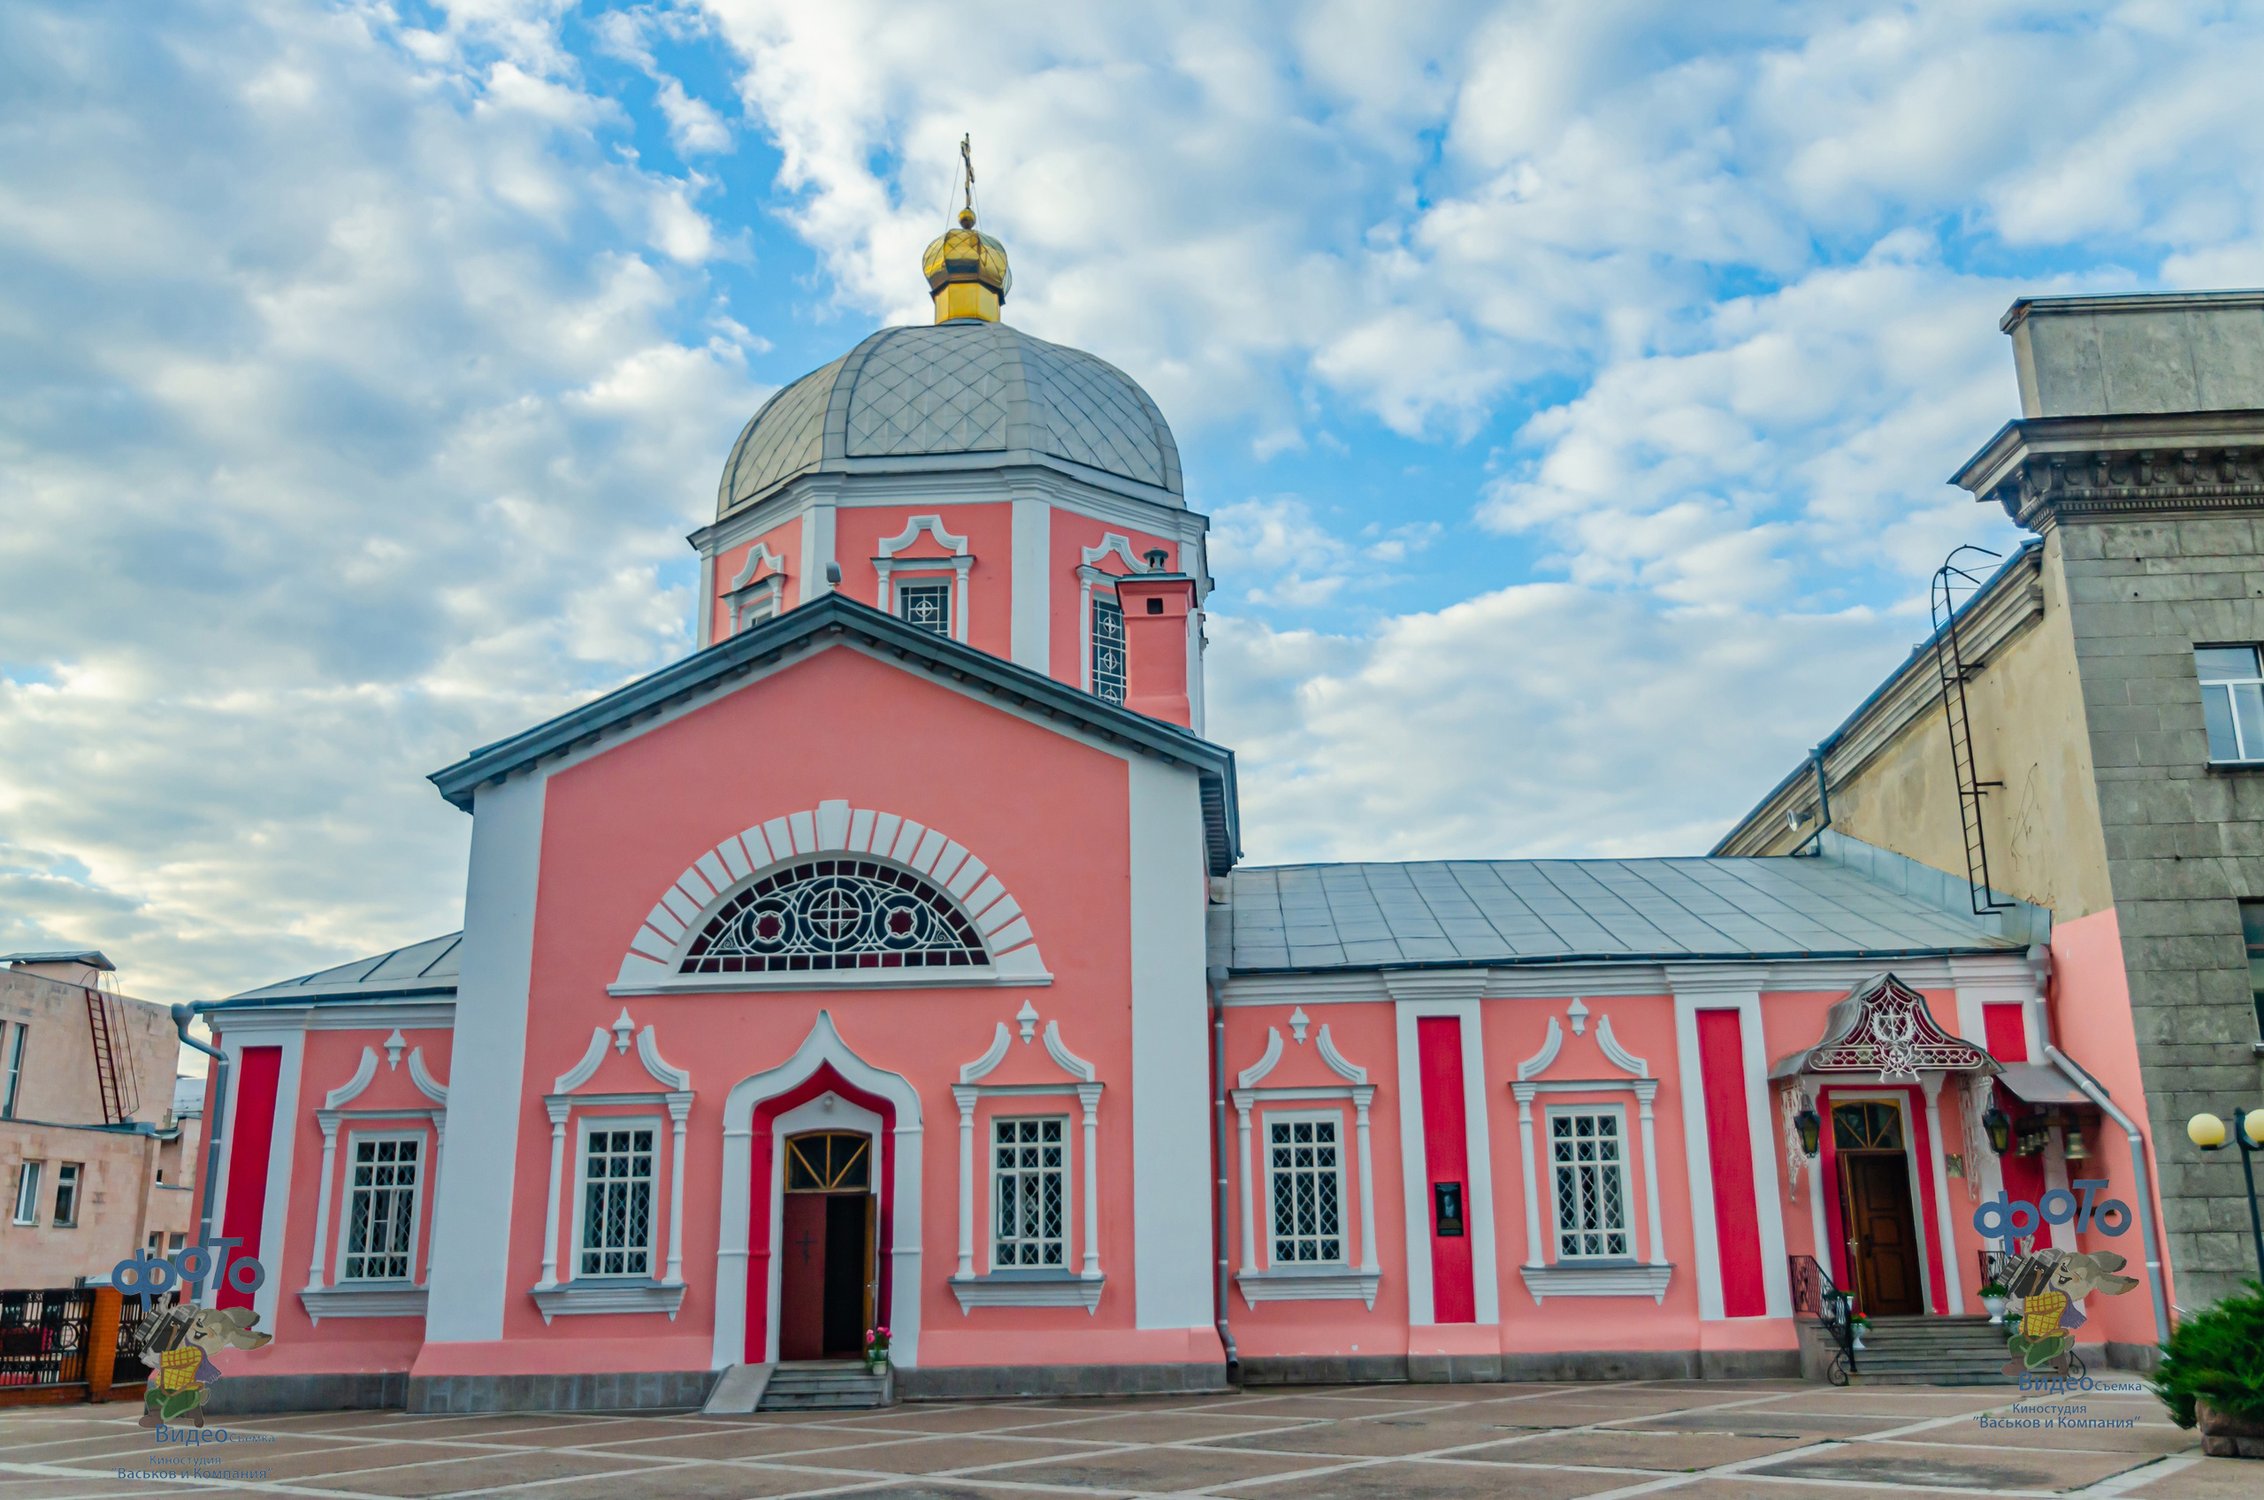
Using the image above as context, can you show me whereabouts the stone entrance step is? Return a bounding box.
[757,1360,893,1412]
[1802,1316,2016,1386]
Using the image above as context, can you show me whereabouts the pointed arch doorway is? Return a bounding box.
[779,1131,876,1359]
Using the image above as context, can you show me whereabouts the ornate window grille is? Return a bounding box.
[896,579,953,637]
[1550,1110,1629,1259]
[341,1137,420,1281]
[680,857,988,975]
[578,1125,656,1278]
[992,1116,1066,1269]
[1090,596,1126,704]
[1267,1116,1344,1264]
[785,1132,871,1192]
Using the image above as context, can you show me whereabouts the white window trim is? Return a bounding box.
[12,1160,42,1225]
[724,542,790,636]
[298,1042,449,1317]
[1261,1108,1350,1269]
[52,1162,82,1228]
[1542,1102,1632,1262]
[988,1112,1072,1274]
[1088,593,1127,705]
[875,515,972,643]
[2199,646,2264,763]
[1230,1024,1381,1308]
[334,1130,425,1285]
[1076,533,1145,693]
[949,1015,1104,1312]
[1510,1009,1673,1305]
[570,1113,664,1282]
[529,1014,692,1324]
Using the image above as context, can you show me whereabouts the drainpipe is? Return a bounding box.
[171,1002,229,1304]
[1206,965,1240,1384]
[2045,1042,2171,1344]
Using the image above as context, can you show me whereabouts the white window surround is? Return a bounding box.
[613,800,1049,991]
[12,1161,41,1225]
[874,515,972,643]
[335,1131,423,1284]
[950,1010,1104,1312]
[1263,1110,1346,1267]
[1544,1104,1629,1260]
[1230,1024,1381,1308]
[52,1162,81,1227]
[991,1114,1071,1271]
[571,1113,663,1277]
[299,1043,448,1324]
[1510,1009,1673,1304]
[1076,533,1145,694]
[530,1012,692,1324]
[724,542,790,635]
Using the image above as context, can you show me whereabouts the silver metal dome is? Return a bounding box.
[716,321,1183,518]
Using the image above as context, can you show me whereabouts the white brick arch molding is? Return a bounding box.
[612,798,1051,990]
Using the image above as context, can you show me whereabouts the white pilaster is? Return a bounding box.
[1353,1088,1379,1279]
[1921,1075,1963,1312]
[1638,1087,1667,1268]
[1235,1096,1257,1275]
[1078,1083,1102,1280]
[666,1100,689,1287]
[306,1119,340,1293]
[1514,1089,1544,1267]
[537,1102,568,1289]
[1010,496,1051,673]
[953,1086,977,1279]
[1668,967,1788,1320]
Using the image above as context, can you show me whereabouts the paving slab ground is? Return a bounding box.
[0,1376,2238,1498]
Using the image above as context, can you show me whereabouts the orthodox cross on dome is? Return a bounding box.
[923,134,1012,323]
[1770,972,1998,1084]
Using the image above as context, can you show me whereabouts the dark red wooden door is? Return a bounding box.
[1841,1154,1923,1316]
[778,1194,828,1361]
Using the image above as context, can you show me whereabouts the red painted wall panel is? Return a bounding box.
[1982,1003,2028,1063]
[1416,1017,1475,1324]
[1695,1011,1766,1317]
[217,1045,281,1311]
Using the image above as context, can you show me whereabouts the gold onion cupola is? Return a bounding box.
[923,135,1011,323]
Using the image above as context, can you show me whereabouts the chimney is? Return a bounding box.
[1113,567,1198,728]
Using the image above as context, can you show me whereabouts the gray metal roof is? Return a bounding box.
[1223,857,2020,973]
[223,933,461,1005]
[717,321,1184,518]
[2,948,116,971]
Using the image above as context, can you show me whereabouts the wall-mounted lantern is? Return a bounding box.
[1795,1106,1822,1158]
[1982,1106,2012,1157]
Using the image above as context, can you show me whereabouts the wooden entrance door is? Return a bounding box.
[777,1132,876,1361]
[1833,1103,1923,1316]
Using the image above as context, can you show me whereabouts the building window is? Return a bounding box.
[1091,595,1126,705]
[577,1124,656,1278]
[167,1232,186,1253]
[52,1163,81,1228]
[1,1022,24,1119]
[992,1116,1066,1269]
[896,578,953,637]
[1267,1116,1345,1265]
[1550,1110,1630,1260]
[2199,645,2264,763]
[2245,901,2264,1040]
[340,1136,421,1282]
[12,1161,41,1225]
[680,856,988,975]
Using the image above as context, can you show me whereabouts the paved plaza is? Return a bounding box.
[0,1378,2239,1499]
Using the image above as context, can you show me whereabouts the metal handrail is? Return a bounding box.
[1787,1254,1859,1384]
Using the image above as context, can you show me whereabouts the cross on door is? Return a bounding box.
[793,1227,820,1265]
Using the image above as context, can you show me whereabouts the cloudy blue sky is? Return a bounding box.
[6,0,2263,1002]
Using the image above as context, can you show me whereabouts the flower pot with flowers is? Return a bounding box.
[863,1325,891,1375]
[1849,1314,1871,1351]
[1979,1281,2010,1324]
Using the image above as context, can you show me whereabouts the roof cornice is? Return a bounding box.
[1953,411,2264,526]
[428,593,1241,873]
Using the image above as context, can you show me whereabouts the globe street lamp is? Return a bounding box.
[2187,1107,2264,1284]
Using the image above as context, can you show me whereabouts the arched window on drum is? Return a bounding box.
[678,857,990,975]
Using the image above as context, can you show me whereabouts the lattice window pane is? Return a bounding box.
[897,579,953,637]
[680,857,990,975]
[1550,1112,1631,1261]
[1267,1116,1344,1265]
[1090,596,1126,704]
[991,1116,1067,1270]
[577,1126,656,1279]
[341,1137,421,1282]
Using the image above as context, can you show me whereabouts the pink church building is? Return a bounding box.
[191,213,2169,1412]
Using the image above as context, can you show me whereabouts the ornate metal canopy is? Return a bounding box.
[1768,972,1999,1085]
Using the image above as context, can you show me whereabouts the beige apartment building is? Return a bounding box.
[0,951,201,1289]
[1719,291,2264,1315]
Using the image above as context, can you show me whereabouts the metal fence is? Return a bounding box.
[112,1293,178,1385]
[0,1289,94,1388]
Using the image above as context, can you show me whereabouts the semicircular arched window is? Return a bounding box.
[679,857,990,974]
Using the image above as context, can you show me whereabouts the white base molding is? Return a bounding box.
[1236,1267,1382,1309]
[951,1272,1104,1313]
[529,1279,688,1325]
[1519,1262,1674,1304]
[297,1283,429,1325]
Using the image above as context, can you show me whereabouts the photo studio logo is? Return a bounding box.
[110,1238,274,1431]
[1971,1185,2140,1383]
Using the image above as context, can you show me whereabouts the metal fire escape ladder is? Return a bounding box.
[1930,546,2014,916]
[83,984,141,1125]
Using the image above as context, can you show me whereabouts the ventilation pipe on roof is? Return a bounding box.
[171,1001,229,1304]
[1206,965,1240,1385]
